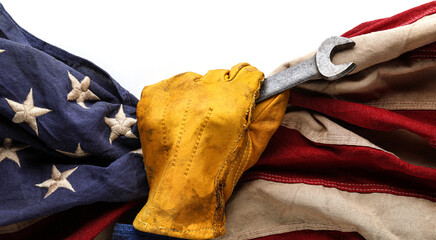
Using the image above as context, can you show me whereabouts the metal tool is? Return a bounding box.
[256,36,356,103]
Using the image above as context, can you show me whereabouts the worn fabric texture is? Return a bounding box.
[0,3,147,229]
[2,2,436,240]
[219,180,436,240]
[134,63,289,239]
[217,2,436,240]
[271,2,436,77]
[0,201,141,240]
[272,12,436,111]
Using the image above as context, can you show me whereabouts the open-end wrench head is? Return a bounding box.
[316,36,356,81]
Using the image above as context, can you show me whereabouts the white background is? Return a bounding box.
[1,1,432,98]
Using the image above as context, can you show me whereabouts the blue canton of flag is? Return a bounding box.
[0,4,148,226]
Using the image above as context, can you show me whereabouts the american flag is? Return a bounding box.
[1,2,436,240]
[219,2,436,239]
[111,2,436,240]
[0,3,147,229]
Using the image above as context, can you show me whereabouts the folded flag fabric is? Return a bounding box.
[0,200,142,240]
[112,224,365,240]
[2,2,436,240]
[218,2,436,239]
[106,2,436,240]
[0,3,147,227]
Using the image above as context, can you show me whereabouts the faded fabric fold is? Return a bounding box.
[0,3,148,228]
[218,2,436,240]
[1,2,436,240]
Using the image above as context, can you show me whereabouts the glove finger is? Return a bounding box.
[226,62,251,82]
[200,69,229,84]
[227,63,264,98]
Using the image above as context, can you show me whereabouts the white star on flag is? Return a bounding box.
[35,164,78,199]
[67,71,100,109]
[56,143,90,158]
[131,148,143,155]
[0,138,28,167]
[104,105,137,144]
[5,88,52,135]
[0,49,4,53]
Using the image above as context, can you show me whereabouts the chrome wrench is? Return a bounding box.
[256,36,356,103]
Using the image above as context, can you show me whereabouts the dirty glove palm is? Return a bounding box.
[134,63,289,239]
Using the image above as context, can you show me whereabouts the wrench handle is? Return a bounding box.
[256,55,320,103]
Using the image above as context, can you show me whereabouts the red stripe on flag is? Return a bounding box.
[288,91,436,146]
[243,172,436,202]
[342,2,436,60]
[342,2,436,38]
[244,127,436,201]
[394,110,436,126]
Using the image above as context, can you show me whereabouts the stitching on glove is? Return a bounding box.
[184,108,213,176]
[160,105,169,157]
[170,99,191,167]
[227,138,250,185]
[212,123,247,236]
[211,74,262,236]
[233,139,252,188]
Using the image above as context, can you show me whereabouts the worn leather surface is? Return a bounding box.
[133,63,289,239]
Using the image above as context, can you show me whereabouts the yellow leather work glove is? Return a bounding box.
[134,63,290,239]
